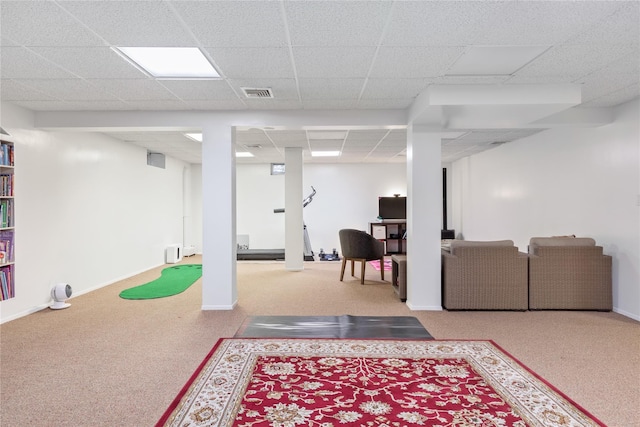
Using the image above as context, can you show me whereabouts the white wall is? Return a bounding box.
[236,163,407,254]
[0,103,190,323]
[451,99,640,320]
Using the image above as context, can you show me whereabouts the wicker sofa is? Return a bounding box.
[441,240,528,310]
[528,237,612,310]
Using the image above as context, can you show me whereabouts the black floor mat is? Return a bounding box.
[234,315,433,339]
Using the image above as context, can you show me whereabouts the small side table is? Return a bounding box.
[391,254,407,302]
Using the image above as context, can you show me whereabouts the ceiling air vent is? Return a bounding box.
[242,87,273,98]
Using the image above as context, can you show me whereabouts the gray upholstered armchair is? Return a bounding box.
[339,229,385,284]
[441,240,528,310]
[528,237,612,310]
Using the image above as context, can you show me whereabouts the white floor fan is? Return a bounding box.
[50,283,72,309]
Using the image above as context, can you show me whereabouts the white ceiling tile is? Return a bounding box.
[370,47,464,78]
[87,79,177,101]
[298,79,365,100]
[159,80,239,101]
[0,47,77,79]
[0,36,19,47]
[267,130,307,143]
[0,79,55,101]
[505,75,581,85]
[347,129,391,141]
[239,147,282,158]
[581,84,640,108]
[0,1,106,46]
[476,1,622,45]
[517,44,639,79]
[302,99,357,110]
[432,75,511,85]
[171,1,287,47]
[30,47,147,79]
[13,79,120,101]
[309,141,342,150]
[580,73,640,103]
[271,140,307,149]
[9,100,130,111]
[205,47,294,79]
[341,146,375,153]
[447,46,550,76]
[285,1,391,46]
[565,2,640,45]
[386,129,407,139]
[58,1,195,46]
[293,47,376,78]
[360,78,430,99]
[383,1,501,46]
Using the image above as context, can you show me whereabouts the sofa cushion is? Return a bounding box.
[449,239,514,256]
[529,237,595,254]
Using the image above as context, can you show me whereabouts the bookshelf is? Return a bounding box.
[370,221,406,255]
[0,133,15,301]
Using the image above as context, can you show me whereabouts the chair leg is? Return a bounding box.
[380,257,385,281]
[340,258,347,281]
[361,260,366,284]
[350,260,355,277]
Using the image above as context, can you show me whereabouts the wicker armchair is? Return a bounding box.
[528,237,612,310]
[441,240,528,310]
[339,229,385,285]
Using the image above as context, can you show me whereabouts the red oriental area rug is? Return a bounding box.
[156,339,604,427]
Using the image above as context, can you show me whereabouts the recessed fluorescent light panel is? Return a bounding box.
[114,47,220,79]
[307,131,348,140]
[236,152,254,158]
[311,151,341,157]
[185,133,202,142]
[447,46,549,76]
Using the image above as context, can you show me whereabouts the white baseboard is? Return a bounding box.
[613,307,640,322]
[201,304,236,310]
[406,302,443,311]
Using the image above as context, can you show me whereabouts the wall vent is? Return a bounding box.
[147,151,166,169]
[241,87,273,98]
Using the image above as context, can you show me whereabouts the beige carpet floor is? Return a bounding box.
[1,255,639,426]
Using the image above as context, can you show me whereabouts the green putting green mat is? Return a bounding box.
[119,264,202,300]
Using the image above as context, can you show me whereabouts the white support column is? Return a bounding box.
[285,148,304,271]
[182,166,192,249]
[406,124,443,310]
[201,123,237,309]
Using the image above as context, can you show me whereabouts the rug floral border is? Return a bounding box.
[157,338,604,427]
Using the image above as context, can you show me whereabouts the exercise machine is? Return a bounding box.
[237,186,317,261]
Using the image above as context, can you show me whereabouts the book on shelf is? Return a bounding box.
[0,174,13,197]
[0,230,14,262]
[0,265,14,300]
[0,142,14,167]
[0,199,13,228]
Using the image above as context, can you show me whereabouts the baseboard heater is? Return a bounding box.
[183,246,196,257]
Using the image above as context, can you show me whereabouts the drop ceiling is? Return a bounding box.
[1,1,638,164]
